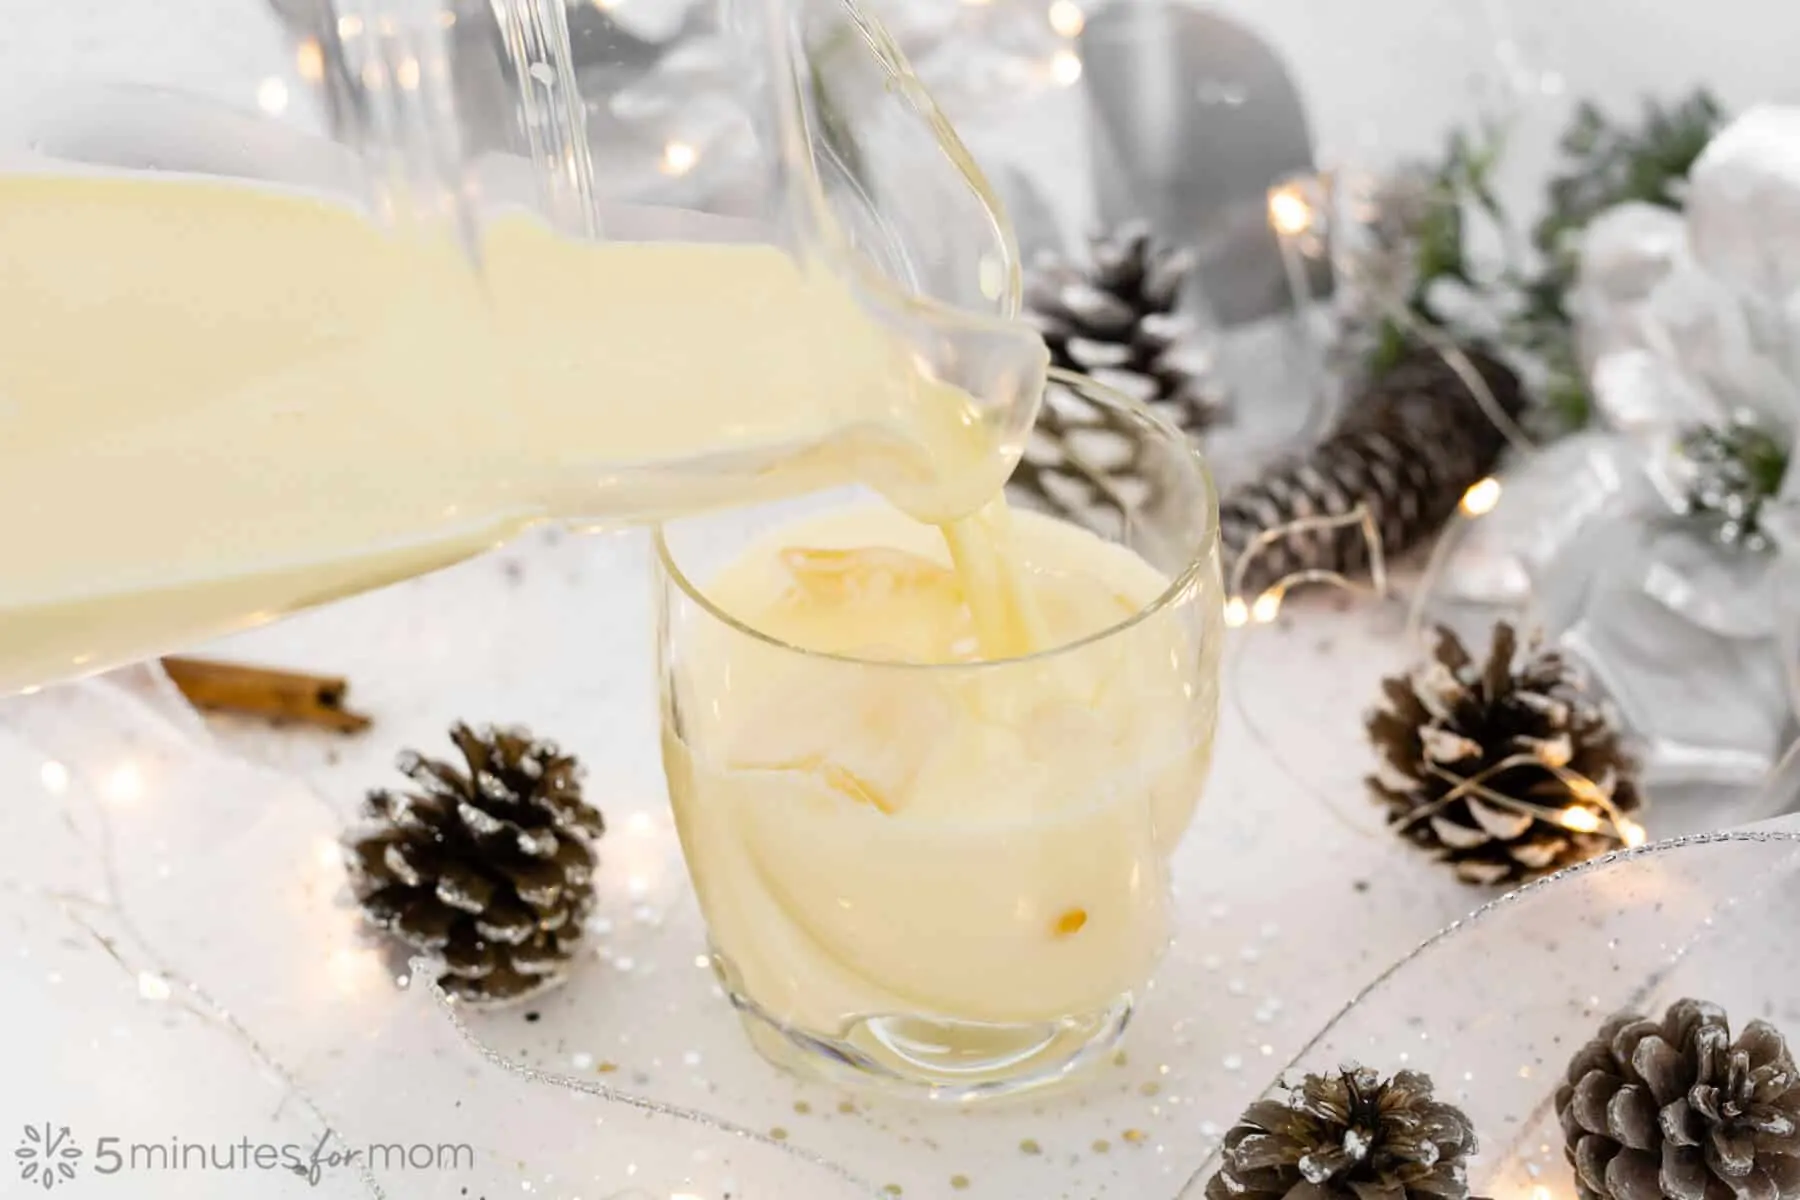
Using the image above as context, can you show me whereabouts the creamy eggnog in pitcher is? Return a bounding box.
[0,173,1043,692]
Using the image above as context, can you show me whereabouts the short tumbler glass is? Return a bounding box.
[653,371,1224,1098]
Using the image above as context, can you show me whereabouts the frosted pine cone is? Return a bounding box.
[1207,1066,1478,1200]
[1367,623,1643,886]
[1015,224,1228,520]
[1557,998,1800,1200]
[1024,222,1227,432]
[1221,345,1523,598]
[345,723,605,1007]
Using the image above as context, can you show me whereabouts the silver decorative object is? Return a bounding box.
[1079,0,1323,327]
[994,165,1070,260]
[1761,502,1800,728]
[1439,107,1800,810]
[1434,432,1657,613]
[1685,105,1800,309]
[1558,520,1790,795]
[1566,201,1689,381]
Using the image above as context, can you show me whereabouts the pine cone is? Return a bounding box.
[1207,1066,1477,1200]
[1015,223,1228,518]
[344,723,605,1007]
[1366,622,1643,887]
[1557,998,1800,1200]
[1220,346,1523,598]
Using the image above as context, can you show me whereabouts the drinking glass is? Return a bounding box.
[653,370,1224,1097]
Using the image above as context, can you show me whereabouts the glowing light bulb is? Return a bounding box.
[39,761,69,795]
[627,812,654,836]
[1268,186,1314,237]
[1048,0,1086,37]
[295,38,325,84]
[1564,774,1606,805]
[315,840,343,870]
[336,14,364,38]
[1251,590,1282,624]
[106,764,144,805]
[660,141,698,176]
[1532,1185,1554,1200]
[1620,819,1647,848]
[1460,476,1503,517]
[1223,597,1249,628]
[256,77,290,116]
[1050,50,1083,86]
[1557,806,1602,834]
[395,56,422,91]
[328,946,381,996]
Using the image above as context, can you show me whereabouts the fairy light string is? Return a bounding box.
[1,681,888,1200]
[0,147,1768,1190]
[0,698,390,1199]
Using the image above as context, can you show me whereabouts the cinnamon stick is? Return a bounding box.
[159,656,372,733]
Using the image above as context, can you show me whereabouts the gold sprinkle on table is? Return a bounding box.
[1122,1128,1147,1145]
[1113,1050,1130,1067]
[1140,1081,1162,1097]
[794,1101,812,1115]
[838,1099,858,1115]
[881,1185,903,1196]
[1019,1138,1042,1156]
[950,1176,970,1191]
[770,1127,789,1141]
[1053,907,1089,937]
[1092,1139,1112,1154]
[596,1061,619,1074]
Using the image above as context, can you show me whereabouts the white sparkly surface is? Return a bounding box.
[4,521,1486,1200]
[166,527,1481,1199]
[20,522,1760,1200]
[5,1,1798,1196]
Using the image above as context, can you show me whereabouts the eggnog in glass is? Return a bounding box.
[655,373,1223,1096]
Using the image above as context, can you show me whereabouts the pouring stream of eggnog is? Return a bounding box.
[0,174,1050,691]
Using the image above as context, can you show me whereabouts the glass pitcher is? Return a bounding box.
[0,0,1049,694]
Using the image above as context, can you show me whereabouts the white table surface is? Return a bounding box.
[4,3,1795,1197]
[0,525,1587,1200]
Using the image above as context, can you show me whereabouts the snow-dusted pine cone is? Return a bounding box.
[1015,224,1228,520]
[1557,998,1800,1200]
[1207,1066,1478,1200]
[1367,622,1643,886]
[1220,345,1523,598]
[344,723,605,1007]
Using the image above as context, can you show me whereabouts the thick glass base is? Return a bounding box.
[720,968,1134,1101]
